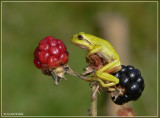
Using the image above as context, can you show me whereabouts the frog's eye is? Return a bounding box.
[77,35,83,40]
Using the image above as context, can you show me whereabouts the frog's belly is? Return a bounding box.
[97,51,112,63]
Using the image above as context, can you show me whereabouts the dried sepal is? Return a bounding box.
[50,64,87,85]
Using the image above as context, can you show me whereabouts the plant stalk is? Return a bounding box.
[89,84,99,116]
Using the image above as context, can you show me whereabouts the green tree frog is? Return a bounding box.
[71,32,122,87]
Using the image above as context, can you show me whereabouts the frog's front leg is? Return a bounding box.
[96,60,121,87]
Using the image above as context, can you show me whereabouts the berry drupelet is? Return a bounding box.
[33,36,68,75]
[111,65,145,105]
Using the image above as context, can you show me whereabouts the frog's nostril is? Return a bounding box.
[71,36,76,42]
[71,36,74,39]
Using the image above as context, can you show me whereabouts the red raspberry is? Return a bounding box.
[48,39,57,47]
[34,58,42,69]
[48,56,59,68]
[34,47,40,59]
[39,51,50,64]
[60,53,68,64]
[49,47,60,58]
[39,43,50,51]
[39,38,48,45]
[58,43,66,53]
[33,36,69,70]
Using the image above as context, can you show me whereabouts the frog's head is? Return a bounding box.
[71,32,95,50]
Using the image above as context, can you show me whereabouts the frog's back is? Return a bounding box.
[84,33,120,60]
[91,36,120,60]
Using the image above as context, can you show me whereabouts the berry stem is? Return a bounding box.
[64,65,88,80]
[51,70,58,85]
[89,84,98,116]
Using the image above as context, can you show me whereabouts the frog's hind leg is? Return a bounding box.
[97,79,115,87]
[85,76,99,82]
[96,60,121,87]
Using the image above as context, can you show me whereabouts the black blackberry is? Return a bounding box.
[136,76,144,86]
[111,96,123,105]
[119,75,130,87]
[111,65,144,105]
[113,71,121,79]
[127,83,140,95]
[120,65,128,73]
[111,94,131,105]
[126,65,134,70]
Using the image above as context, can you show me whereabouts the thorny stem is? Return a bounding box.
[51,65,99,116]
[64,65,99,116]
[89,84,99,116]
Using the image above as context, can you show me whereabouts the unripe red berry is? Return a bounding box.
[48,56,60,68]
[49,47,60,58]
[60,53,68,64]
[39,43,50,51]
[56,39,63,44]
[33,36,69,71]
[48,39,57,47]
[34,59,42,69]
[39,51,50,64]
[39,38,48,45]
[58,43,66,53]
[45,36,54,40]
[34,47,40,59]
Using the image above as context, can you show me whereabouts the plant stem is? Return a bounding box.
[89,84,99,116]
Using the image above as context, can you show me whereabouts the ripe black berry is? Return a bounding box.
[119,75,130,87]
[136,69,141,76]
[141,84,145,91]
[111,96,124,105]
[128,70,137,81]
[123,94,131,103]
[132,89,142,101]
[127,83,140,95]
[111,65,144,105]
[136,76,144,87]
[126,65,134,70]
[111,94,131,105]
[113,72,121,79]
[120,65,127,73]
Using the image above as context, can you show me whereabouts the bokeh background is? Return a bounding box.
[1,1,157,116]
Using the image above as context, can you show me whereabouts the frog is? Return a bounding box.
[71,32,122,87]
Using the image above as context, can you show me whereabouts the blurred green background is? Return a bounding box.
[2,1,157,116]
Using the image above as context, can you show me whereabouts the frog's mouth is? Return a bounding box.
[72,42,89,50]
